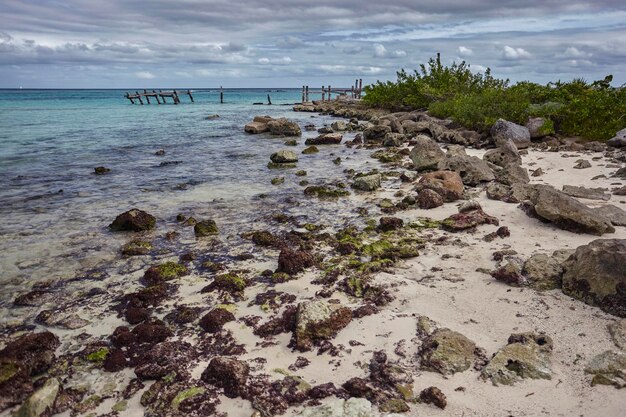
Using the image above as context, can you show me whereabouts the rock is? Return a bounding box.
[353,174,382,192]
[277,248,315,275]
[491,261,526,287]
[561,239,626,317]
[595,205,626,227]
[417,189,444,209]
[270,150,299,163]
[302,146,319,154]
[495,163,530,186]
[284,139,298,146]
[121,239,152,256]
[608,320,626,350]
[607,128,626,148]
[383,132,404,147]
[295,300,352,351]
[526,117,555,138]
[531,168,544,177]
[562,185,611,201]
[418,328,477,375]
[482,333,553,385]
[194,219,219,237]
[201,357,249,398]
[94,166,110,175]
[298,398,372,417]
[363,125,391,143]
[613,186,626,195]
[522,253,564,290]
[199,308,236,333]
[305,133,343,145]
[271,177,284,185]
[483,139,521,167]
[446,144,467,157]
[441,207,499,232]
[267,118,301,136]
[318,126,334,134]
[491,119,531,149]
[409,136,446,171]
[110,209,156,232]
[574,159,592,169]
[378,217,403,232]
[103,349,127,372]
[521,184,615,235]
[584,350,626,388]
[304,123,316,131]
[155,149,165,156]
[206,114,220,120]
[331,121,347,131]
[439,155,495,186]
[417,170,464,202]
[419,386,447,409]
[245,121,269,134]
[14,378,60,417]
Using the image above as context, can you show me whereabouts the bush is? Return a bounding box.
[363,57,626,141]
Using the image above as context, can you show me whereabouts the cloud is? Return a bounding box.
[502,45,531,60]
[275,36,305,49]
[458,46,474,56]
[258,57,270,64]
[373,43,387,57]
[135,71,155,79]
[561,46,591,58]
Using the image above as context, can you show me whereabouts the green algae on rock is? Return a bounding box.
[109,208,156,232]
[584,350,626,388]
[418,328,477,375]
[143,262,189,286]
[194,219,219,237]
[294,300,352,351]
[303,185,350,199]
[121,239,153,256]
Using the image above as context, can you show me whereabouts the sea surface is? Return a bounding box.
[0,89,376,317]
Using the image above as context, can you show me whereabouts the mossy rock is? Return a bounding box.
[268,162,297,169]
[303,186,350,199]
[302,146,319,154]
[121,239,152,256]
[271,177,285,185]
[194,220,219,237]
[86,347,110,363]
[379,398,410,413]
[144,261,189,285]
[295,170,307,176]
[171,387,206,411]
[419,328,477,375]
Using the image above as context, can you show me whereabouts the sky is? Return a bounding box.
[1,0,625,88]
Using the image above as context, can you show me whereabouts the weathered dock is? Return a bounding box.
[301,79,363,103]
[125,89,194,104]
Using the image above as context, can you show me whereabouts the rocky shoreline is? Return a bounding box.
[1,99,625,417]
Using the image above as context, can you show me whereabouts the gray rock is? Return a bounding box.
[298,398,372,417]
[244,121,269,134]
[526,117,555,138]
[482,333,553,386]
[446,145,467,157]
[439,155,495,186]
[267,118,302,136]
[521,184,615,235]
[562,185,611,201]
[584,350,626,388]
[495,163,530,186]
[491,119,531,149]
[561,239,626,317]
[596,204,626,226]
[607,128,626,148]
[608,320,626,350]
[418,328,477,375]
[522,253,564,290]
[331,120,348,131]
[383,132,404,147]
[15,378,60,417]
[483,139,521,167]
[363,125,391,142]
[353,174,382,192]
[270,150,298,163]
[409,135,446,171]
[294,300,352,351]
[574,159,592,169]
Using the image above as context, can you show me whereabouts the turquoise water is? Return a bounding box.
[0,89,376,309]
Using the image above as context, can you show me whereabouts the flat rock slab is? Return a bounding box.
[562,185,611,201]
[595,204,626,226]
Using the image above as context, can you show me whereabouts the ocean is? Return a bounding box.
[0,89,375,315]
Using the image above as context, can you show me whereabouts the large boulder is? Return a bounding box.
[439,155,495,186]
[607,128,626,148]
[244,121,269,134]
[491,119,531,149]
[363,125,391,143]
[267,118,302,136]
[482,333,553,386]
[494,163,530,186]
[409,135,446,171]
[526,117,555,139]
[416,170,464,202]
[294,300,352,351]
[561,239,626,317]
[522,253,564,290]
[521,185,615,235]
[110,209,156,232]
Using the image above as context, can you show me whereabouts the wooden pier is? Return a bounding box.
[125,89,194,104]
[301,79,363,103]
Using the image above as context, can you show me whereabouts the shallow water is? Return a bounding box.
[0,89,380,315]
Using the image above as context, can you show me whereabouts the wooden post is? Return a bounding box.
[322,86,325,102]
[220,86,224,104]
[153,90,161,104]
[143,89,150,104]
[359,79,362,98]
[328,85,331,101]
[305,85,309,102]
[351,86,354,98]
[301,85,305,103]
[135,91,144,105]
[126,92,134,104]
[187,90,194,103]
[267,94,272,105]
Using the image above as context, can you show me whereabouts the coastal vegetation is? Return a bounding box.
[363,55,626,141]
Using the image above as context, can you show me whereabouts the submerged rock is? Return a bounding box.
[418,328,477,375]
[302,146,319,154]
[352,174,381,192]
[110,209,156,232]
[584,350,626,388]
[270,150,299,163]
[294,300,352,351]
[482,333,553,386]
[561,239,626,317]
[194,219,219,237]
[94,166,110,175]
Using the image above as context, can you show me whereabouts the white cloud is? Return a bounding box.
[562,46,591,58]
[373,43,387,57]
[471,64,487,73]
[502,45,531,60]
[134,71,155,79]
[392,50,407,57]
[458,46,474,56]
[258,57,270,64]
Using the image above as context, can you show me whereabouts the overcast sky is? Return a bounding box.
[1,0,625,88]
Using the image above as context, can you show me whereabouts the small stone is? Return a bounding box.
[194,219,219,237]
[574,160,592,169]
[419,386,447,409]
[417,189,444,209]
[110,209,156,232]
[94,166,110,175]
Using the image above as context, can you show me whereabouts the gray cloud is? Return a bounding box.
[1,1,625,87]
